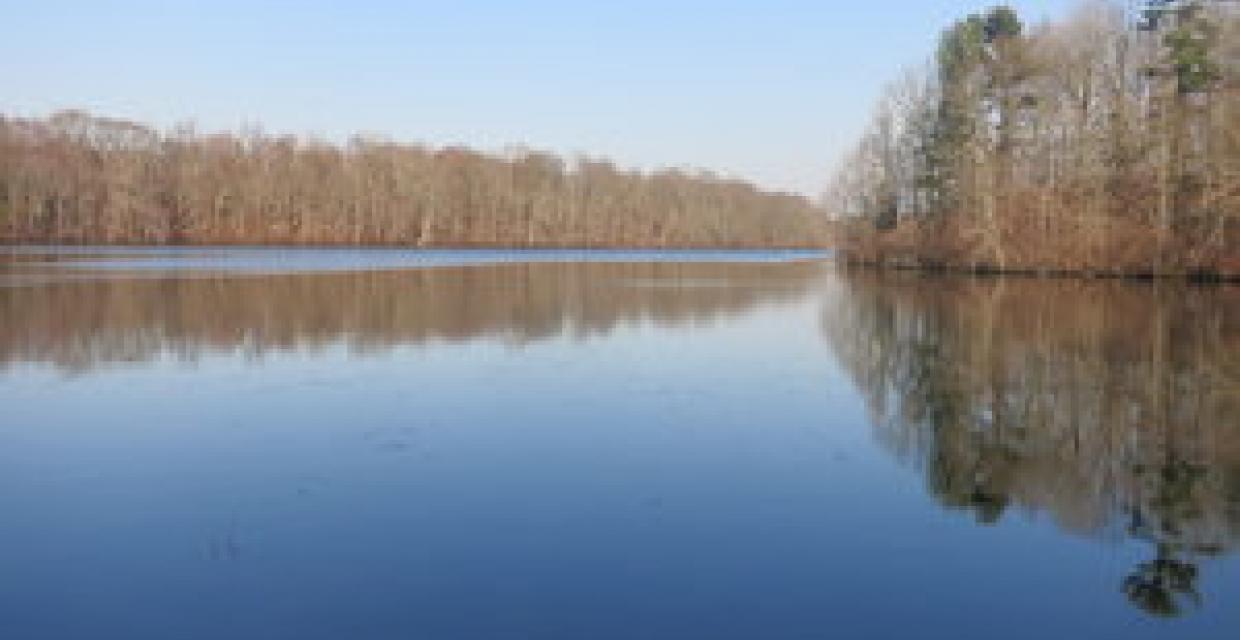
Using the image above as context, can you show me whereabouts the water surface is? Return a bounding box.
[1,248,1238,638]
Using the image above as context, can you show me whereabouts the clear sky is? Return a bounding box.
[1,1,1082,197]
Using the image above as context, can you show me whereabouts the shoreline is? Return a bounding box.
[0,240,832,252]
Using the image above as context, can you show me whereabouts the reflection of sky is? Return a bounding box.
[3,265,1240,637]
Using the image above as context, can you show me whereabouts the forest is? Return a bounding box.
[0,111,828,248]
[830,0,1240,277]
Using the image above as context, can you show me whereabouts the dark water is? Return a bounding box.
[2,248,1238,639]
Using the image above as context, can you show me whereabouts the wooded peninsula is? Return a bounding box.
[0,112,827,248]
[831,0,1240,277]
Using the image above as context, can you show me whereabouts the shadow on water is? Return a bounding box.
[0,255,825,372]
[820,270,1240,619]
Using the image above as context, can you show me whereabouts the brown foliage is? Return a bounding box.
[0,111,828,248]
[831,1,1240,277]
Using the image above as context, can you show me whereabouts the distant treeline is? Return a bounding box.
[830,0,1240,276]
[0,111,828,248]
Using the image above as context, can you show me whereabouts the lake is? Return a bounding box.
[2,247,1239,639]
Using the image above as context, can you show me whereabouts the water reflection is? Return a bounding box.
[0,259,823,371]
[821,271,1240,617]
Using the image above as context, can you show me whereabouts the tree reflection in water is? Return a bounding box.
[821,270,1240,618]
[0,259,824,372]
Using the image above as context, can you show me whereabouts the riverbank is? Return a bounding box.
[834,218,1240,282]
[0,238,832,251]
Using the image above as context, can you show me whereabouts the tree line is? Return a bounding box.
[0,111,828,248]
[830,0,1240,276]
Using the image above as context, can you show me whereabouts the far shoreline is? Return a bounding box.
[1,241,832,253]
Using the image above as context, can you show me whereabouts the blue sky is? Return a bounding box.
[1,1,1081,196]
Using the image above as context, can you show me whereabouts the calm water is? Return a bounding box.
[2,248,1238,639]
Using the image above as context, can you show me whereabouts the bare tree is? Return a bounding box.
[831,0,1240,277]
